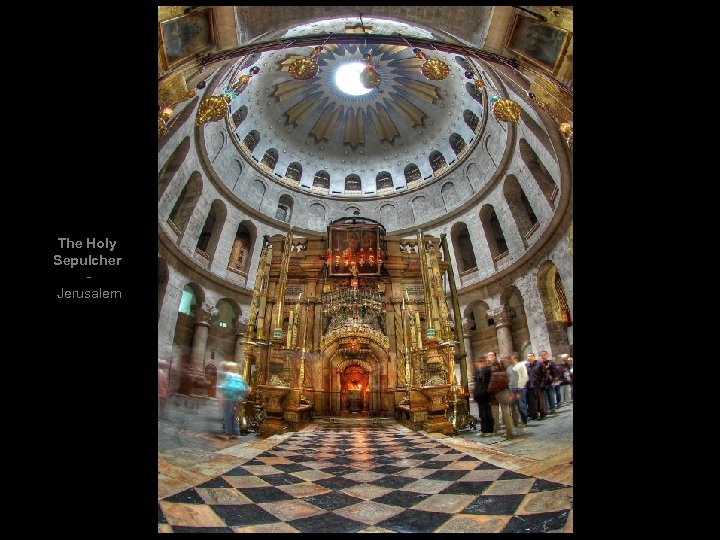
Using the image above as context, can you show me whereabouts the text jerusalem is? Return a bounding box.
[57,288,122,299]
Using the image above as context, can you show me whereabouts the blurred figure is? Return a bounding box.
[158,360,169,419]
[220,361,249,439]
[473,356,494,435]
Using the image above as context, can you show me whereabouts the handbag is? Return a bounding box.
[495,388,514,405]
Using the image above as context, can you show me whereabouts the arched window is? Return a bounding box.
[376,171,393,190]
[227,222,253,273]
[215,299,239,329]
[451,222,477,273]
[466,82,483,104]
[275,194,293,222]
[345,174,361,192]
[313,170,330,189]
[519,138,558,207]
[480,204,509,260]
[309,203,326,229]
[464,109,480,131]
[555,273,572,327]
[243,130,260,151]
[404,163,421,183]
[231,106,248,129]
[503,174,538,242]
[178,285,198,315]
[520,109,554,156]
[260,147,279,171]
[380,204,396,229]
[411,196,427,223]
[429,150,447,173]
[168,172,203,235]
[285,162,302,182]
[449,133,466,156]
[441,182,457,211]
[195,200,227,259]
[158,136,190,201]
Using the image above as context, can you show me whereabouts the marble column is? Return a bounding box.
[488,305,514,358]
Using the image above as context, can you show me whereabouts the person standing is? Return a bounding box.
[510,352,529,427]
[540,350,557,412]
[526,352,547,420]
[220,361,249,439]
[472,355,494,435]
[489,358,515,438]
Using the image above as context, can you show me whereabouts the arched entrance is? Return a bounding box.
[321,336,390,417]
[339,360,371,414]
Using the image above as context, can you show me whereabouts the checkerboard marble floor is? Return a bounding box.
[159,424,572,533]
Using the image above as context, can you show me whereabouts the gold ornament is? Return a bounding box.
[474,78,485,90]
[360,67,381,89]
[288,57,319,80]
[559,123,573,150]
[421,59,450,81]
[492,98,522,124]
[195,95,230,126]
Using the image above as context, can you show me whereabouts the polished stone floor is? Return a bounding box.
[158,400,573,533]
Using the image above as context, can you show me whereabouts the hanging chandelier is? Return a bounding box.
[413,48,450,81]
[195,66,260,127]
[359,51,381,89]
[492,98,522,124]
[288,46,323,80]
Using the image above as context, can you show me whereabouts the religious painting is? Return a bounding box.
[159,9,215,70]
[327,223,382,276]
[506,14,571,74]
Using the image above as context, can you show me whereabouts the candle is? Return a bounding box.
[298,291,302,302]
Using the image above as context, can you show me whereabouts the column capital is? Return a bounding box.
[487,304,514,328]
[195,301,217,325]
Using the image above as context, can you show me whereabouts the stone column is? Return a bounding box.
[190,302,215,394]
[488,305,514,358]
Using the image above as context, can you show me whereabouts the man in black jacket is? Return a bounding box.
[473,355,494,434]
[526,352,548,421]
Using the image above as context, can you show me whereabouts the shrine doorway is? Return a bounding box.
[340,364,370,413]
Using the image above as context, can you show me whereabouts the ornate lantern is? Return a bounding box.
[360,51,381,89]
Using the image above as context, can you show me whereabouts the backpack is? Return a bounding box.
[222,374,249,401]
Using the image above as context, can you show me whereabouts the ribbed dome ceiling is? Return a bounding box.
[218,19,487,198]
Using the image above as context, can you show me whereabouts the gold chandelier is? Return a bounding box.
[195,66,260,127]
[492,98,522,124]
[413,48,450,81]
[288,46,323,80]
[360,51,381,89]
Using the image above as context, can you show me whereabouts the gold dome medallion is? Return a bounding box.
[492,98,522,124]
[421,59,450,81]
[289,57,320,80]
[195,95,230,126]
